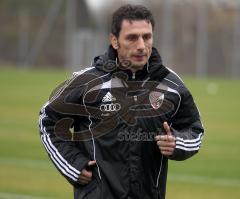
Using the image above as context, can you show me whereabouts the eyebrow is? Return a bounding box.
[125,33,152,39]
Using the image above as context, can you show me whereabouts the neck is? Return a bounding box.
[129,66,144,73]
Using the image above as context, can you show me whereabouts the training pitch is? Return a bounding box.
[0,68,240,199]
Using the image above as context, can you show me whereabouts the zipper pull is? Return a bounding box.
[132,72,136,80]
[134,96,138,102]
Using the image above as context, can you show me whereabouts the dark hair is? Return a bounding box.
[111,4,155,37]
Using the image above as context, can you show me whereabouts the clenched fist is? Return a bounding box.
[78,160,96,185]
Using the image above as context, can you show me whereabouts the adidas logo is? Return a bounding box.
[102,92,116,102]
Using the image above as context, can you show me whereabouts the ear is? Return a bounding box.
[110,33,118,50]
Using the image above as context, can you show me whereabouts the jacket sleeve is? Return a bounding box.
[39,76,90,184]
[169,86,204,161]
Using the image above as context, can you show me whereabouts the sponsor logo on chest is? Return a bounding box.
[100,92,121,115]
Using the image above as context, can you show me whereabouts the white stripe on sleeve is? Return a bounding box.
[175,133,203,151]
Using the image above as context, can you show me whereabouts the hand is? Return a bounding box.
[78,160,96,185]
[155,122,176,156]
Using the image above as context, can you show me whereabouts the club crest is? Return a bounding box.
[149,91,164,109]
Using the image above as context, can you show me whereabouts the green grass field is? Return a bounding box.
[0,68,240,199]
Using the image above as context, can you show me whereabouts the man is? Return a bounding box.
[39,4,204,199]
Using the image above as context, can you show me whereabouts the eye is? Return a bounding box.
[126,34,139,42]
[143,33,152,41]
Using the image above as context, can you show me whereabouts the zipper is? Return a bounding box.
[132,72,138,102]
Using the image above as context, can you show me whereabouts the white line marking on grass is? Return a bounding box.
[0,192,55,199]
[169,173,240,187]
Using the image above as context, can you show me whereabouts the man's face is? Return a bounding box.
[111,20,153,72]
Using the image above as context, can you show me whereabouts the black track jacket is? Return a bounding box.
[39,46,204,199]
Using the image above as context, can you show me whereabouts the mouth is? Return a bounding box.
[132,54,147,61]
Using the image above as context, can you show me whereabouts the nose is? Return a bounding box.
[136,37,145,51]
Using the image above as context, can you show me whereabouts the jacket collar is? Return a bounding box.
[93,45,169,81]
